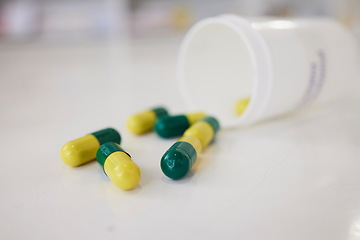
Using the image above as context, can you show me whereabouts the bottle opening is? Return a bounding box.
[178,18,257,128]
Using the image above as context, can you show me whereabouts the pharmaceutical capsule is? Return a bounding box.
[234,98,250,116]
[154,112,206,138]
[160,116,220,179]
[96,142,141,190]
[61,128,121,167]
[126,107,168,135]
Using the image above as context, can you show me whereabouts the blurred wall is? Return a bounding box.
[0,0,358,42]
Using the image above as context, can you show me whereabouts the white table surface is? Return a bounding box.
[1,39,360,240]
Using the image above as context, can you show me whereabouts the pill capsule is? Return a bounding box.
[96,142,141,190]
[126,107,168,135]
[160,116,220,179]
[234,98,250,116]
[154,112,206,138]
[61,128,121,167]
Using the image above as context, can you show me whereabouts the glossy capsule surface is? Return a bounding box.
[161,116,220,179]
[126,107,168,135]
[61,128,121,167]
[97,142,141,190]
[155,112,206,138]
[234,98,250,116]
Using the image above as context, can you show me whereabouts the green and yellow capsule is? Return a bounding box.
[61,128,121,167]
[234,98,250,116]
[160,116,220,179]
[96,142,141,190]
[154,112,206,138]
[126,107,168,135]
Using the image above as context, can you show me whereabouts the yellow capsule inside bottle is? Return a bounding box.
[234,98,250,116]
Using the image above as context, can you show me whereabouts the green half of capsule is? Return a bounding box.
[91,128,121,145]
[155,112,206,138]
[160,141,197,180]
[152,107,169,118]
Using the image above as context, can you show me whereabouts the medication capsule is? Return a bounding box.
[96,142,141,190]
[61,128,121,167]
[154,112,206,138]
[160,116,220,179]
[234,98,250,116]
[126,107,168,135]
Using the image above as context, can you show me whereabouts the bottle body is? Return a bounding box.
[178,15,359,128]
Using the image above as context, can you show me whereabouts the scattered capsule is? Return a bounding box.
[96,142,141,190]
[154,112,206,138]
[61,128,121,167]
[234,98,250,116]
[160,116,220,179]
[126,107,168,135]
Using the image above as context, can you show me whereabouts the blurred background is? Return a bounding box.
[0,0,358,43]
[1,2,360,240]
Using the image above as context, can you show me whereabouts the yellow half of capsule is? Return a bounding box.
[183,121,214,148]
[234,98,250,116]
[178,135,202,154]
[126,110,157,135]
[60,134,100,167]
[104,151,141,190]
[185,112,206,125]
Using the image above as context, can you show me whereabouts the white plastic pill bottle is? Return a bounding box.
[177,15,360,128]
